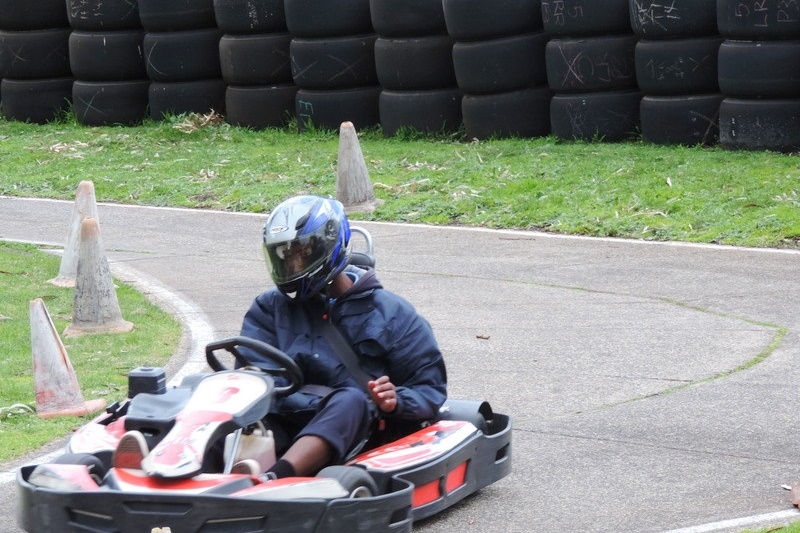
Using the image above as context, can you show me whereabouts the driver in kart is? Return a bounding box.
[237,194,447,479]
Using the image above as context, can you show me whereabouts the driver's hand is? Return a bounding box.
[368,375,397,413]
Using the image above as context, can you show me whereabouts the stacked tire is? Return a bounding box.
[631,0,722,146]
[444,0,551,140]
[0,0,72,124]
[68,0,149,126]
[372,0,461,136]
[215,0,297,129]
[140,0,225,120]
[717,0,800,152]
[287,0,379,131]
[542,0,641,141]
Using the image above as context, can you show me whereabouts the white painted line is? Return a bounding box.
[662,509,800,533]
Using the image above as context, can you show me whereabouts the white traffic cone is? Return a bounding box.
[30,298,107,418]
[336,121,382,213]
[49,181,99,288]
[64,217,134,337]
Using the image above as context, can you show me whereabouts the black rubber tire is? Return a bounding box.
[72,79,150,125]
[629,0,717,38]
[66,0,142,31]
[719,97,800,152]
[370,0,447,37]
[0,0,69,31]
[296,85,381,131]
[1,77,72,123]
[50,453,109,484]
[0,29,72,80]
[284,0,373,38]
[635,37,722,96]
[149,78,227,119]
[317,466,379,498]
[225,83,298,128]
[640,93,724,146]
[545,35,637,92]
[138,0,216,32]
[550,89,642,142]
[718,39,800,99]
[452,32,548,94]
[220,33,292,85]
[69,30,147,82]
[213,0,287,34]
[717,0,800,39]
[462,86,552,140]
[290,35,378,89]
[443,0,542,40]
[541,0,631,36]
[374,36,456,90]
[379,88,462,136]
[144,29,223,82]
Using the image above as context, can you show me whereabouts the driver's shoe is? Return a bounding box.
[114,430,149,470]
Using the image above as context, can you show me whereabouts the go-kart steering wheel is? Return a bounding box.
[205,336,303,396]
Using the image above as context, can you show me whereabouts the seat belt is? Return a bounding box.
[310,309,373,390]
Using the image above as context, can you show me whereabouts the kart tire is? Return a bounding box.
[550,89,642,142]
[370,0,447,37]
[635,37,722,96]
[73,79,150,126]
[0,29,72,80]
[213,0,287,34]
[66,0,143,31]
[379,87,462,137]
[219,33,292,85]
[462,86,552,140]
[541,0,631,36]
[295,86,381,131]
[374,36,456,90]
[442,0,543,41]
[69,30,147,82]
[717,39,800,99]
[318,466,378,498]
[149,79,227,120]
[143,29,223,82]
[640,94,723,146]
[1,77,73,124]
[290,35,378,89]
[284,0,373,38]
[0,0,69,31]
[629,0,717,38]
[137,0,216,32]
[51,453,108,485]
[225,83,298,129]
[545,35,637,92]
[452,32,549,95]
[717,0,800,39]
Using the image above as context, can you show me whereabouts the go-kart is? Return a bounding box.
[16,335,512,533]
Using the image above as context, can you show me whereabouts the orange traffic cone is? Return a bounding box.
[63,217,134,337]
[336,121,382,213]
[49,181,99,288]
[30,298,107,418]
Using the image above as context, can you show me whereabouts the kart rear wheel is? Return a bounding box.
[318,465,378,498]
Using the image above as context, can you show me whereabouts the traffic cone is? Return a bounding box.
[64,217,134,337]
[336,121,382,213]
[49,181,99,288]
[30,298,107,418]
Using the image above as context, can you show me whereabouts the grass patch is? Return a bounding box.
[0,241,180,463]
[1,114,799,248]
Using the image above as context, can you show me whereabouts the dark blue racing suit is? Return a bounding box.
[239,265,447,463]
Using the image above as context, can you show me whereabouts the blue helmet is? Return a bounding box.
[262,195,352,301]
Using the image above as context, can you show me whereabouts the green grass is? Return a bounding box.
[1,114,799,248]
[0,241,180,463]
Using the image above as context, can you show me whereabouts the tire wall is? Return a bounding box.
[2,0,800,151]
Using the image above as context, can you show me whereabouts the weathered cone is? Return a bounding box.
[336,121,382,213]
[49,180,99,288]
[30,298,107,418]
[64,217,134,336]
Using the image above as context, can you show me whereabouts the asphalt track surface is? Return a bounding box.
[2,196,800,533]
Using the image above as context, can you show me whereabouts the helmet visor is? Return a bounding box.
[265,225,336,285]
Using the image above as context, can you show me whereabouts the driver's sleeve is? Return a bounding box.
[238,292,282,372]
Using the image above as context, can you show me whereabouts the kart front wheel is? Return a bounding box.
[318,465,378,498]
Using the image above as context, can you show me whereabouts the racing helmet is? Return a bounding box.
[262,195,352,300]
